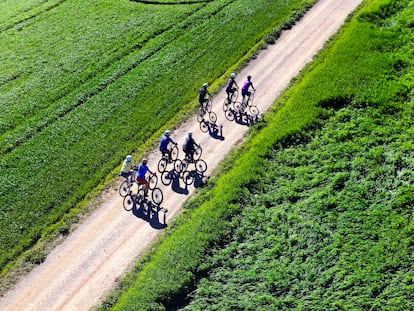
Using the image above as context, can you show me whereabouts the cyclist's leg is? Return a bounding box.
[136,177,149,195]
[121,171,132,183]
[226,89,231,101]
[246,91,251,105]
[168,148,173,162]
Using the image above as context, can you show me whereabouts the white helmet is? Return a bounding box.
[165,130,171,136]
[230,73,236,78]
[203,83,208,87]
[126,155,132,161]
[188,131,193,136]
[142,158,147,164]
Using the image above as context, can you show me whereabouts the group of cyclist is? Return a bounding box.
[120,155,155,196]
[120,73,255,194]
[200,73,256,107]
[120,131,199,193]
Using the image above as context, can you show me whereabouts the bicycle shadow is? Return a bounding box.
[199,120,224,140]
[228,108,259,127]
[132,199,168,229]
[161,170,189,195]
[185,170,206,188]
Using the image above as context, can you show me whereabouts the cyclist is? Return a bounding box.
[241,75,256,104]
[199,83,211,108]
[159,130,178,162]
[183,131,199,162]
[136,158,156,196]
[120,155,134,182]
[225,73,239,102]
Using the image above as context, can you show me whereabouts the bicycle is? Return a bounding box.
[197,96,217,124]
[234,90,259,117]
[223,87,238,112]
[157,144,179,173]
[175,145,207,185]
[119,166,138,197]
[123,173,163,210]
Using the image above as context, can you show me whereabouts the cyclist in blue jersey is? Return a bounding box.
[136,158,156,196]
[159,130,177,162]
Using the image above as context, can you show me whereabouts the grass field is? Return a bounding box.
[0,0,316,276]
[98,0,414,309]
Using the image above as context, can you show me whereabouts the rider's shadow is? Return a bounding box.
[171,173,189,195]
[200,120,224,140]
[233,111,258,126]
[162,170,189,195]
[132,199,167,229]
[189,170,207,188]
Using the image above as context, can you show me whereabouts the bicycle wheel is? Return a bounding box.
[151,187,163,205]
[249,105,259,117]
[170,145,179,161]
[200,120,209,133]
[182,170,194,186]
[234,101,244,114]
[230,89,238,103]
[197,108,206,123]
[180,158,189,172]
[194,145,202,160]
[225,108,235,121]
[205,98,212,112]
[223,98,230,112]
[174,159,183,173]
[123,193,135,211]
[195,159,207,173]
[209,111,217,124]
[119,180,131,197]
[161,170,173,186]
[157,157,168,173]
[148,174,158,190]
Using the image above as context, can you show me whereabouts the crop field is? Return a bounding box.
[99,0,414,309]
[0,0,316,276]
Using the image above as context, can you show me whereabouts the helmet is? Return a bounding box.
[230,73,236,78]
[188,131,193,136]
[126,155,132,161]
[203,83,208,88]
[165,130,171,136]
[247,75,251,80]
[142,158,147,164]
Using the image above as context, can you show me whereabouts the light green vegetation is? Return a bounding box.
[0,0,315,278]
[99,0,414,309]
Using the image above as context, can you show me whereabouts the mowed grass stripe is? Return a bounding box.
[0,1,224,155]
[0,1,205,136]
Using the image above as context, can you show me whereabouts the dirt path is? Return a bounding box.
[0,0,362,310]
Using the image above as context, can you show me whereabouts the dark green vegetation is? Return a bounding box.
[0,0,315,277]
[99,0,414,309]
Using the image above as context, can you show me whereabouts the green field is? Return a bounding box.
[0,0,315,276]
[97,0,414,309]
